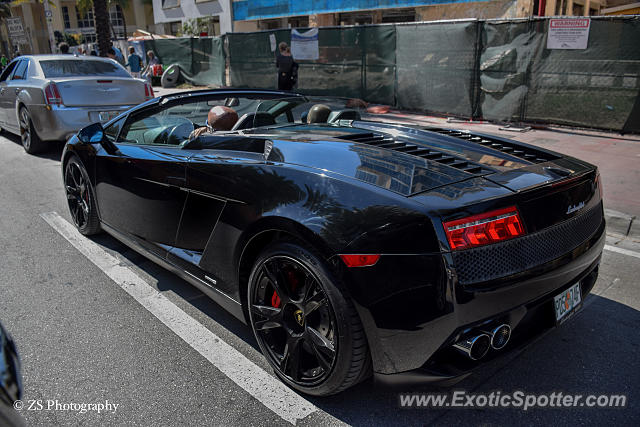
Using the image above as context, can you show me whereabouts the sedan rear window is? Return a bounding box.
[39,59,130,78]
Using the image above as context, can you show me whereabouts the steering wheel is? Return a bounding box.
[153,120,196,145]
[166,121,196,145]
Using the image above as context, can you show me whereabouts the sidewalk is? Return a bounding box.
[152,86,639,242]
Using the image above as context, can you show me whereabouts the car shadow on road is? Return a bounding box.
[2,131,65,161]
[90,232,260,351]
[305,294,640,425]
[76,230,640,426]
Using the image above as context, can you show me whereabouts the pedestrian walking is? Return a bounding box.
[126,46,143,78]
[142,50,160,82]
[0,54,7,71]
[275,42,298,91]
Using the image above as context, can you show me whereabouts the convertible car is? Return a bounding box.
[61,89,605,396]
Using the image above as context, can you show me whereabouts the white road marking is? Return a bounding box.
[40,212,325,426]
[604,244,640,259]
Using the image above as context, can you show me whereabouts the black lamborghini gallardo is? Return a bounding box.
[61,89,605,396]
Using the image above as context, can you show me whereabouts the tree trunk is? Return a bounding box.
[120,6,127,40]
[93,0,111,57]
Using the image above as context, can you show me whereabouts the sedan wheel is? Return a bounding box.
[64,157,101,235]
[248,242,371,396]
[19,108,44,154]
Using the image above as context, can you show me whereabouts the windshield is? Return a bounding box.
[40,59,130,78]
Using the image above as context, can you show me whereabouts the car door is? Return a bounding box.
[170,139,268,297]
[2,59,28,132]
[94,106,194,258]
[0,59,20,128]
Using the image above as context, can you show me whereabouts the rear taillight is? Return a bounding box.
[144,83,154,100]
[595,172,603,199]
[443,206,525,251]
[339,254,380,267]
[44,82,62,106]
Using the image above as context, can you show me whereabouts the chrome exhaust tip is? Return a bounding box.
[482,324,511,350]
[452,334,491,361]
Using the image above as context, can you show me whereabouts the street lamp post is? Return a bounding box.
[43,1,57,53]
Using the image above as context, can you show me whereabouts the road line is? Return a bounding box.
[604,244,640,259]
[40,212,322,425]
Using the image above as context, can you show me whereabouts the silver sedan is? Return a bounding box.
[0,54,153,154]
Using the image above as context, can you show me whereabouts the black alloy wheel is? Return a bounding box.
[248,242,371,396]
[19,107,44,154]
[64,157,101,235]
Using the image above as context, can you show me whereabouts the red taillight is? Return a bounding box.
[339,254,381,268]
[595,172,603,199]
[44,82,62,106]
[443,206,525,251]
[144,83,154,100]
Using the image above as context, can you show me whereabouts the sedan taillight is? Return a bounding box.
[144,83,154,100]
[443,206,525,251]
[44,82,63,106]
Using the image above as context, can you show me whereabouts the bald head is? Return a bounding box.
[208,106,238,131]
[307,104,331,124]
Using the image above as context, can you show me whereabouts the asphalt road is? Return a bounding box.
[0,132,638,426]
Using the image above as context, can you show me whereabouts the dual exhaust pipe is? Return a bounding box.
[452,324,511,361]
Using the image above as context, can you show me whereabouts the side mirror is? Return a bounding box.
[77,122,119,155]
[78,122,105,144]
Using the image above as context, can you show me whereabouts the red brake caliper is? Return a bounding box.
[271,292,281,308]
[270,270,299,308]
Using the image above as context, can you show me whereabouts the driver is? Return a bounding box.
[189,106,239,140]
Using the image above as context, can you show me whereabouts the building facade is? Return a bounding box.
[152,0,233,35]
[231,0,637,31]
[2,0,156,55]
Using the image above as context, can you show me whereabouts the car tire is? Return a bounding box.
[248,241,371,396]
[19,107,45,154]
[64,156,101,236]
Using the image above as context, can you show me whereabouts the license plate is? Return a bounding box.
[554,282,582,323]
[98,111,118,122]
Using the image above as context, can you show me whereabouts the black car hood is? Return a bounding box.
[259,123,586,196]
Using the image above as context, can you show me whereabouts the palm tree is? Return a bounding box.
[0,1,11,19]
[77,0,110,56]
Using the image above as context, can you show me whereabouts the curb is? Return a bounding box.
[605,209,638,241]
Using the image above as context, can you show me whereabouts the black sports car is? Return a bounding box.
[61,89,605,396]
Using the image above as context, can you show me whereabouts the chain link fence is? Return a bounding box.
[145,16,640,133]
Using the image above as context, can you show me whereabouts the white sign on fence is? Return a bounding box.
[547,18,591,50]
[290,28,319,60]
[269,34,276,52]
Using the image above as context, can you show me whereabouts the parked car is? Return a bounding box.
[0,54,154,154]
[61,89,605,396]
[0,320,24,427]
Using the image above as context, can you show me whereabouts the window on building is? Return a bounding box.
[162,0,180,9]
[339,12,373,26]
[76,8,95,28]
[169,21,181,36]
[288,16,309,29]
[109,5,125,39]
[62,6,70,29]
[381,8,415,24]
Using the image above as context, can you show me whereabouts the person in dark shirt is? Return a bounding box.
[275,42,297,91]
[125,46,143,78]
